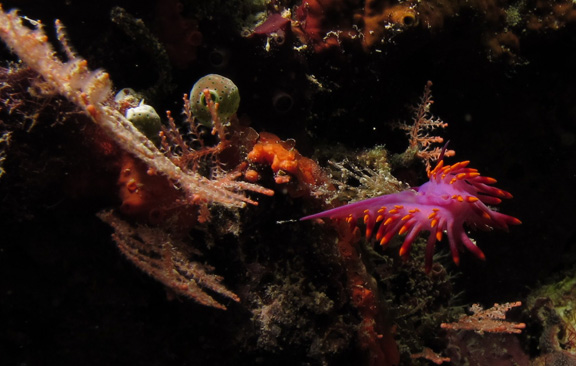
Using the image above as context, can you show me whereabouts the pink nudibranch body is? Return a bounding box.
[302,157,521,272]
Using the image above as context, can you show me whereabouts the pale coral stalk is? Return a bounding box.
[0,6,270,208]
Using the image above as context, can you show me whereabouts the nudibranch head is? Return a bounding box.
[190,74,240,126]
[302,155,521,273]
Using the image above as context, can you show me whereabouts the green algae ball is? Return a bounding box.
[126,101,162,143]
[190,74,240,125]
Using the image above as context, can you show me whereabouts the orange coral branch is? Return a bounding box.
[411,347,451,364]
[441,301,526,334]
[399,81,455,171]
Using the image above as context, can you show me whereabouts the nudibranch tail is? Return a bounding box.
[301,156,521,273]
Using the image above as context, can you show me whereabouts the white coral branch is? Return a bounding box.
[0,6,268,208]
[98,210,240,310]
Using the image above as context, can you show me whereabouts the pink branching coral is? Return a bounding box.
[398,81,455,172]
[0,6,271,209]
[441,301,526,334]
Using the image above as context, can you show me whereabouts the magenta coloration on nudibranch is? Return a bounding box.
[301,155,521,272]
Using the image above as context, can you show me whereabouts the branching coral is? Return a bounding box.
[0,6,272,210]
[328,152,406,203]
[98,210,240,310]
[441,302,526,334]
[0,6,275,310]
[0,4,531,364]
[442,302,529,364]
[396,81,455,172]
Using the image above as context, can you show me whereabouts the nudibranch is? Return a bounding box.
[301,151,521,272]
